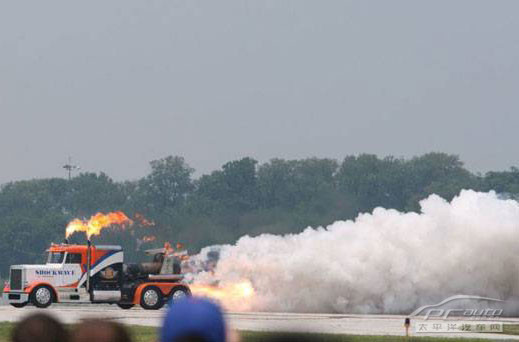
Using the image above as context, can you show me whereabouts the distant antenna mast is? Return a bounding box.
[63,157,80,180]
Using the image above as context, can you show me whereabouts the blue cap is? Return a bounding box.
[161,297,226,342]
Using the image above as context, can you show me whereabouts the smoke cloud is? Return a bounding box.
[193,190,519,314]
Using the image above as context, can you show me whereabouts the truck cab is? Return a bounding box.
[3,243,190,310]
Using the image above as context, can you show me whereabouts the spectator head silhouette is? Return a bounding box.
[161,297,226,342]
[12,313,68,342]
[72,319,131,342]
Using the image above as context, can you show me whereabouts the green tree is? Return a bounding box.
[68,172,126,215]
[404,153,477,209]
[258,158,338,209]
[483,167,519,196]
[196,157,258,211]
[257,159,298,208]
[336,154,407,211]
[1,152,517,276]
[138,156,195,212]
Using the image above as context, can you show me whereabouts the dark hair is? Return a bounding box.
[12,313,68,342]
[72,319,131,342]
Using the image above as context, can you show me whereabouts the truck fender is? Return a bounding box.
[25,282,59,303]
[132,282,183,304]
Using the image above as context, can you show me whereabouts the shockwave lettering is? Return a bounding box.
[35,270,75,276]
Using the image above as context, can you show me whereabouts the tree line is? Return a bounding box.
[0,152,518,275]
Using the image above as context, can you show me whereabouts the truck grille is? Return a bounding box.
[10,269,22,290]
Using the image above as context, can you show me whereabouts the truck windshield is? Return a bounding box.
[47,252,64,264]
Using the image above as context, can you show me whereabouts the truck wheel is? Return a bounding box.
[140,286,164,310]
[170,286,191,304]
[117,303,135,310]
[31,285,53,308]
[10,302,27,308]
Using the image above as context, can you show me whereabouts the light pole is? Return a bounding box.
[63,157,80,180]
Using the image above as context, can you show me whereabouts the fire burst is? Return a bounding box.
[65,211,133,239]
[134,213,155,227]
[190,280,256,311]
[141,235,156,242]
[163,242,189,261]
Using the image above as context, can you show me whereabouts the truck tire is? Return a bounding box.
[117,303,135,310]
[31,285,54,308]
[140,286,164,310]
[10,302,27,308]
[169,286,191,304]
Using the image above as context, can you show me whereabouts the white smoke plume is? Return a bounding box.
[192,190,519,314]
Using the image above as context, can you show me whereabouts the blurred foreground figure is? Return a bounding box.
[12,313,68,342]
[72,319,131,342]
[161,297,226,342]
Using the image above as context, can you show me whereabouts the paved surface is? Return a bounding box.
[1,305,519,340]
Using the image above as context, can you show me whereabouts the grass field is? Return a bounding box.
[0,321,517,342]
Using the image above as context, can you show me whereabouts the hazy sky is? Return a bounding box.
[1,1,518,184]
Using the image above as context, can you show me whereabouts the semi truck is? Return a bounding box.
[2,242,191,310]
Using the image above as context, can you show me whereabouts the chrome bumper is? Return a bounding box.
[3,292,29,304]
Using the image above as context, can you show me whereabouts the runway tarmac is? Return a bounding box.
[1,305,519,340]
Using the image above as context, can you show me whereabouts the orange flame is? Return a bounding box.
[65,211,133,239]
[141,235,156,242]
[134,213,155,227]
[161,242,189,260]
[190,280,255,310]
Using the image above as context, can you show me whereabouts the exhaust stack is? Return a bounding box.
[86,239,92,293]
